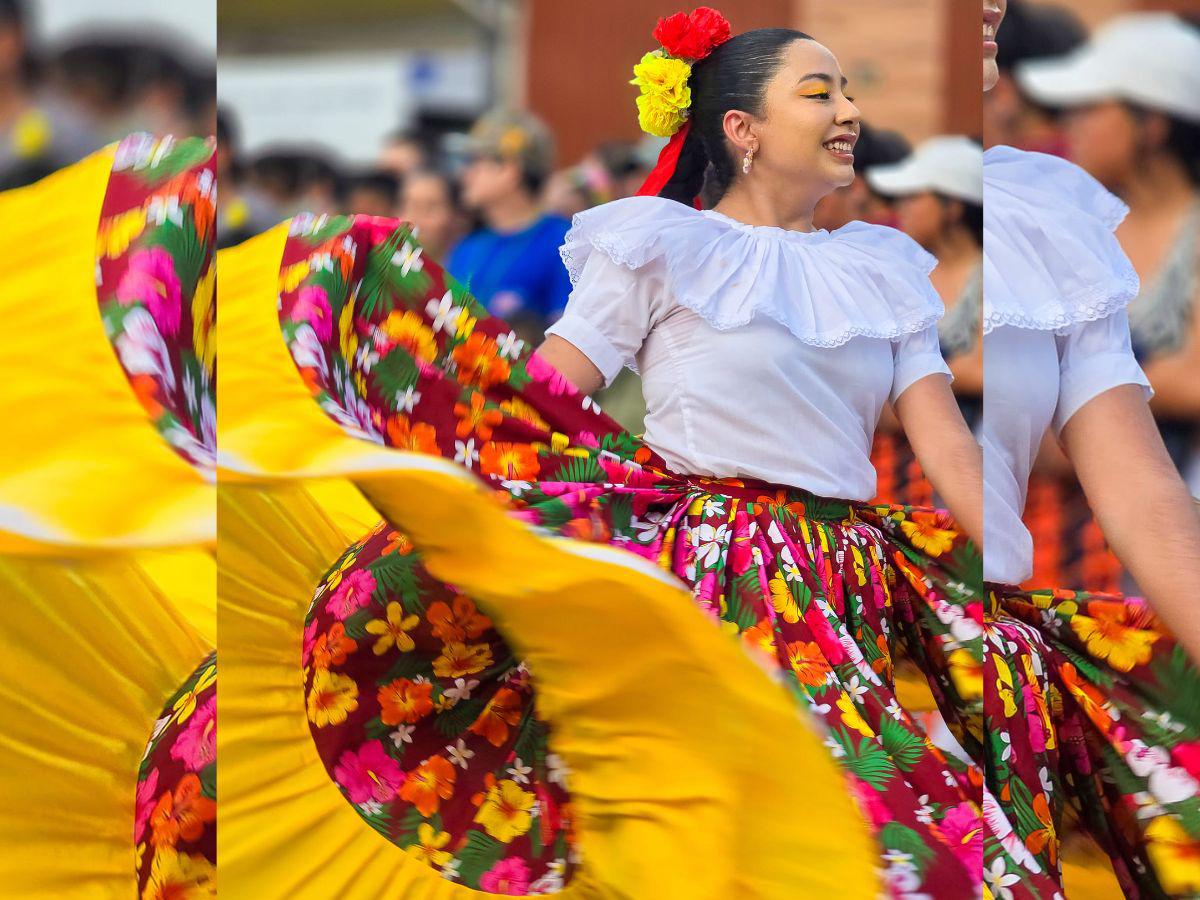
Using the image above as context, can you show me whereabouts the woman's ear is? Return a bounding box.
[721,109,757,156]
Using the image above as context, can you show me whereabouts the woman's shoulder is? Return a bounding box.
[560,198,944,348]
[983,144,1139,334]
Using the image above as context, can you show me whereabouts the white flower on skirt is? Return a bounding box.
[454,438,480,466]
[442,678,479,705]
[390,724,415,747]
[508,757,533,784]
[495,330,525,360]
[392,241,424,276]
[546,752,571,787]
[693,523,729,568]
[426,291,461,334]
[396,385,422,414]
[984,857,1021,900]
[441,858,462,881]
[446,738,474,769]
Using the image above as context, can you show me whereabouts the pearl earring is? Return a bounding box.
[742,145,755,175]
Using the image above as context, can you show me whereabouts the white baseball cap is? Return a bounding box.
[1016,14,1200,122]
[864,135,983,204]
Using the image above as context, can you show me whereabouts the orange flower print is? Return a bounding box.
[399,754,457,817]
[386,417,440,454]
[312,622,358,669]
[479,441,541,480]
[453,332,511,389]
[433,641,494,679]
[1024,792,1058,864]
[743,619,777,660]
[365,602,420,655]
[1069,614,1158,672]
[1057,663,1113,732]
[378,678,435,725]
[454,392,505,441]
[786,641,832,687]
[899,512,956,557]
[427,595,492,643]
[382,531,413,555]
[381,310,438,362]
[469,687,523,747]
[149,774,216,849]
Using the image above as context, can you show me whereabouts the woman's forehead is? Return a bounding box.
[778,39,844,84]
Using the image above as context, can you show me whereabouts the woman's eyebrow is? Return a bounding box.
[797,72,849,88]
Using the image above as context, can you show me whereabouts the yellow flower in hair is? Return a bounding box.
[630,51,692,107]
[636,93,688,138]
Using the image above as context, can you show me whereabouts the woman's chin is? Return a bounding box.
[983,59,998,93]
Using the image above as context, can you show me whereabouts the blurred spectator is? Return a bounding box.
[0,0,97,189]
[982,0,1086,152]
[378,127,429,179]
[345,168,400,218]
[216,106,281,248]
[814,122,912,231]
[447,109,572,344]
[544,156,614,219]
[249,148,344,217]
[1016,13,1200,495]
[398,168,466,262]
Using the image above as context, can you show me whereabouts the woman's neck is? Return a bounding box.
[711,181,822,233]
[1115,154,1195,214]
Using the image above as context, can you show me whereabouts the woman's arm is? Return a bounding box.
[533,335,604,397]
[1060,383,1200,663]
[894,374,984,548]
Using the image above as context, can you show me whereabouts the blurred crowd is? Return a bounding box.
[0,0,214,191]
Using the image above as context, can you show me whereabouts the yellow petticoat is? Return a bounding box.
[216,222,882,897]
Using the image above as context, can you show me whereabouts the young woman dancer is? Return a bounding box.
[983,2,1200,895]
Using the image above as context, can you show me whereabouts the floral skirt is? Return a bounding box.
[277,214,985,896]
[985,585,1200,898]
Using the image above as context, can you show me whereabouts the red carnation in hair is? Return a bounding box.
[652,7,732,61]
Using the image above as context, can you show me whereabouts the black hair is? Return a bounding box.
[1126,103,1200,186]
[939,197,983,248]
[995,1,1086,72]
[657,27,813,205]
[407,167,462,210]
[850,123,911,174]
[350,169,402,206]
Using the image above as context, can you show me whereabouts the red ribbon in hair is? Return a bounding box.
[635,119,700,208]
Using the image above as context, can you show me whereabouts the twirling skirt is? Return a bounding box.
[223,212,985,898]
[985,585,1200,898]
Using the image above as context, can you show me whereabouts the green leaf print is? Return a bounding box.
[300,215,354,246]
[394,805,428,846]
[126,136,213,183]
[879,717,924,773]
[368,552,425,614]
[1149,645,1200,740]
[379,650,433,685]
[370,345,421,404]
[511,713,546,772]
[835,729,896,790]
[507,357,532,392]
[306,263,351,318]
[556,454,604,484]
[364,716,392,740]
[527,498,573,532]
[341,608,376,641]
[358,227,429,320]
[878,822,936,877]
[148,218,206,297]
[606,493,634,539]
[199,762,217,801]
[455,830,506,888]
[435,693,490,738]
[1058,643,1115,690]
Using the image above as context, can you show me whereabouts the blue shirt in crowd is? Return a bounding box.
[447,214,573,323]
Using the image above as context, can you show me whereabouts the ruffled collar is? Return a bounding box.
[559,196,944,348]
[983,145,1139,334]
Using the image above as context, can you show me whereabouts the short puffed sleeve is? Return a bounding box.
[890,324,953,405]
[542,250,669,388]
[1052,308,1153,433]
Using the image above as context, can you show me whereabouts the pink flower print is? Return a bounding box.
[939,802,983,871]
[526,352,578,397]
[1172,740,1200,780]
[134,768,160,843]
[847,775,891,829]
[326,569,376,620]
[302,619,320,666]
[1022,684,1047,754]
[170,695,217,771]
[803,604,847,666]
[480,857,531,894]
[333,740,405,805]
[292,285,333,342]
[116,246,183,336]
[575,431,599,448]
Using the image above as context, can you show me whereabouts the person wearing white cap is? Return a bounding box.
[1018,12,1200,502]
[982,5,1200,899]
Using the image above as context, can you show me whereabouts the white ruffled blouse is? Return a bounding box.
[982,146,1152,584]
[544,195,951,501]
